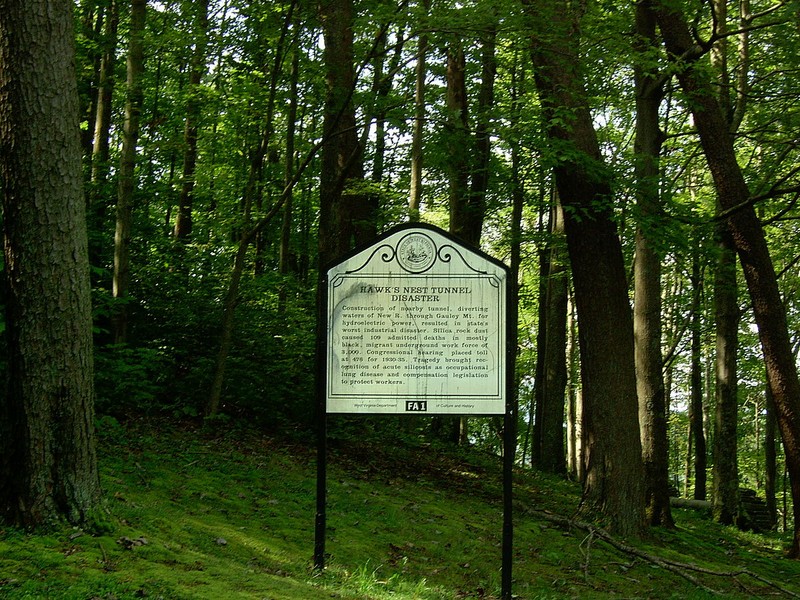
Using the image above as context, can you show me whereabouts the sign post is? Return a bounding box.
[315,223,513,598]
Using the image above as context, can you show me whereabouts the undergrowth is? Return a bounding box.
[1,416,799,599]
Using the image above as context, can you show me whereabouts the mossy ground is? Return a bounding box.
[2,417,799,599]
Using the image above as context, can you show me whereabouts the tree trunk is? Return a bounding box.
[279,28,300,288]
[632,0,673,528]
[0,0,101,526]
[689,245,707,501]
[709,0,741,527]
[113,0,147,344]
[437,38,472,445]
[656,1,800,556]
[526,0,646,537]
[713,224,740,523]
[445,38,472,251]
[408,0,429,222]
[173,0,210,240]
[764,380,778,528]
[90,0,119,200]
[318,0,370,267]
[539,202,568,474]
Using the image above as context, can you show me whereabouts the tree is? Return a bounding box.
[408,0,430,222]
[536,202,568,474]
[113,0,147,344]
[655,0,800,556]
[525,0,646,537]
[172,0,210,240]
[0,0,101,526]
[632,0,673,526]
[318,0,370,268]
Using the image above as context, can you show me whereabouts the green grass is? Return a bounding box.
[2,417,800,599]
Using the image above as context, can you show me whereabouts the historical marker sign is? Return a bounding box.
[326,223,507,414]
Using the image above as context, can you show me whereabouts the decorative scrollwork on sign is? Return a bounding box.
[345,243,396,274]
[438,244,489,275]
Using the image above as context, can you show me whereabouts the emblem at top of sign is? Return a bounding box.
[397,232,436,273]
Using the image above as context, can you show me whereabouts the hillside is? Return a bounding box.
[1,417,799,599]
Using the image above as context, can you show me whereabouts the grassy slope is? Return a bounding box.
[1,417,800,599]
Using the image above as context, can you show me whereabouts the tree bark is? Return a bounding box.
[539,202,568,474]
[173,0,210,240]
[318,0,369,269]
[689,245,707,501]
[90,0,119,199]
[113,0,147,345]
[632,0,673,528]
[408,0,429,222]
[0,0,101,526]
[655,1,800,556]
[713,224,740,523]
[709,0,741,527]
[764,380,778,528]
[526,0,646,537]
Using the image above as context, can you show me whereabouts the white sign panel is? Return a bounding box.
[326,224,507,414]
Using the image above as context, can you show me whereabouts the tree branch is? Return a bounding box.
[518,502,800,598]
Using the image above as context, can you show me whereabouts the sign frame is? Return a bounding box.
[325,223,508,414]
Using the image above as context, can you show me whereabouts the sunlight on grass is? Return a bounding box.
[3,419,800,600]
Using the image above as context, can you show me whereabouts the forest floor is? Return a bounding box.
[2,416,800,599]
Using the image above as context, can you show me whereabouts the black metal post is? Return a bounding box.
[314,272,329,571]
[314,412,327,570]
[502,264,517,600]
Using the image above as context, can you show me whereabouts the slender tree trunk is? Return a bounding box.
[526,0,646,537]
[78,1,104,160]
[539,202,568,473]
[532,203,550,466]
[446,39,471,242]
[113,0,147,344]
[90,0,119,200]
[173,0,210,240]
[632,0,673,528]
[566,295,583,481]
[765,380,778,528]
[0,0,101,526]
[689,244,707,500]
[279,29,300,293]
[467,20,496,238]
[656,1,800,556]
[408,0,429,222]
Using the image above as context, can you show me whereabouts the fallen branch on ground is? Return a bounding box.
[517,501,800,598]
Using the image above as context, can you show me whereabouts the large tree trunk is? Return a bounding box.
[632,0,673,527]
[526,0,646,537]
[0,0,101,526]
[113,0,147,345]
[656,1,800,557]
